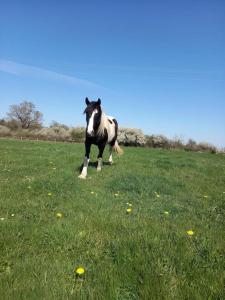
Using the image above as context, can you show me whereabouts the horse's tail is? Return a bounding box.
[112,140,124,155]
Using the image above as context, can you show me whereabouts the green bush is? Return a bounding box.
[70,127,85,143]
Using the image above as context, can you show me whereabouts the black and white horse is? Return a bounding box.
[79,97,123,179]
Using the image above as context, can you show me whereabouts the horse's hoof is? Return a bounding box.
[78,174,86,179]
[109,161,113,165]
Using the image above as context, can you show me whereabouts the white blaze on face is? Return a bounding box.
[87,109,98,135]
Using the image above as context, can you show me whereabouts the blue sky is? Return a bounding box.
[0,0,225,147]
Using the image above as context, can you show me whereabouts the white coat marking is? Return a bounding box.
[79,157,90,178]
[106,116,115,142]
[87,109,98,135]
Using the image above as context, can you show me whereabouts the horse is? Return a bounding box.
[78,97,123,179]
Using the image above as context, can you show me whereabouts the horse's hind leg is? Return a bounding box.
[97,143,106,171]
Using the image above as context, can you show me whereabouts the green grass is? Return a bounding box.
[0,139,224,300]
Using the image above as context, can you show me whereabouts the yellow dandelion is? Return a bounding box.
[186,230,194,236]
[56,212,63,218]
[52,167,56,170]
[11,214,15,217]
[75,267,85,275]
[90,191,94,194]
[49,162,54,164]
[0,217,5,221]
[27,186,31,189]
[48,192,52,196]
[114,193,119,197]
[164,211,169,215]
[126,208,132,213]
[203,195,208,198]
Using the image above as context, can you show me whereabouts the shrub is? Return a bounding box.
[35,127,71,141]
[3,119,22,130]
[9,129,35,139]
[0,118,218,153]
[145,134,170,149]
[184,139,217,153]
[185,139,198,152]
[197,142,217,154]
[170,136,184,149]
[70,127,85,143]
[0,119,7,126]
[50,121,69,131]
[118,128,146,146]
[0,125,11,137]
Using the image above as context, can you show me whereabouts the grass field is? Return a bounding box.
[0,139,224,300]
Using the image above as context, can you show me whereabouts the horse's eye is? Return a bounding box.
[86,111,92,120]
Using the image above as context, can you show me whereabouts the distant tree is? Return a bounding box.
[0,119,6,126]
[7,101,43,129]
[50,121,60,128]
[185,138,197,151]
[187,138,197,146]
[50,121,69,130]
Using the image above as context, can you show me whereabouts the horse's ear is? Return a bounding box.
[97,98,101,105]
[85,97,90,105]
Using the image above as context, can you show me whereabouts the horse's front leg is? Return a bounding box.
[97,142,106,172]
[108,146,113,165]
[78,142,91,179]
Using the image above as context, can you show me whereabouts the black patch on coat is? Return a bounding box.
[109,118,118,147]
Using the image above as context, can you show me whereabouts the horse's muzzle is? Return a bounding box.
[87,130,94,137]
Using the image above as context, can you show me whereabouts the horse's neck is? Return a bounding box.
[97,112,107,136]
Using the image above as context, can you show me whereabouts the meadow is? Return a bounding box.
[0,139,224,300]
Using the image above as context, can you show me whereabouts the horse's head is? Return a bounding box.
[84,97,102,136]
